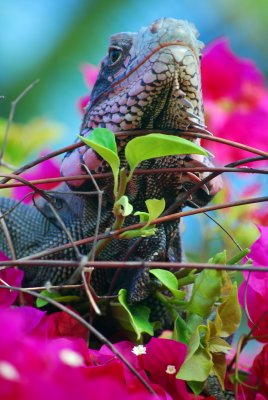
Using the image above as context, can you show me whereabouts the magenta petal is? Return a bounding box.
[249,226,268,266]
[0,268,24,307]
[0,251,9,261]
[143,338,190,399]
[81,64,99,88]
[202,38,264,101]
[12,151,60,204]
[77,95,91,114]
[239,226,268,342]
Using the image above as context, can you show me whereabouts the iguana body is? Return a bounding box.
[0,18,221,302]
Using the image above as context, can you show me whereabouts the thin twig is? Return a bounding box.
[0,192,34,220]
[0,210,16,259]
[19,194,268,261]
[1,164,268,190]
[81,269,101,315]
[187,198,243,252]
[0,80,40,162]
[0,141,83,184]
[81,163,103,261]
[2,259,268,272]
[1,128,268,186]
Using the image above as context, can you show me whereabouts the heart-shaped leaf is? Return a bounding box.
[150,269,185,299]
[78,128,120,195]
[118,289,154,339]
[125,133,208,177]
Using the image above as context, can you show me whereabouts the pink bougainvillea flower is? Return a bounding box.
[100,338,190,399]
[0,308,172,400]
[78,64,99,114]
[247,344,268,399]
[12,151,60,204]
[0,251,24,308]
[0,267,24,308]
[35,310,88,340]
[238,226,268,342]
[143,338,190,399]
[81,64,99,88]
[251,208,268,227]
[201,38,268,164]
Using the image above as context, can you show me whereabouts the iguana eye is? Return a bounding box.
[108,46,122,65]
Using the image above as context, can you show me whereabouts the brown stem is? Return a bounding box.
[2,259,268,272]
[20,194,268,260]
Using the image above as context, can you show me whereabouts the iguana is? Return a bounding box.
[0,18,222,303]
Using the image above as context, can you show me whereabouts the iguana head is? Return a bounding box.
[82,17,204,132]
[62,18,221,203]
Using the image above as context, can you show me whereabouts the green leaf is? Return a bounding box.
[150,269,185,299]
[177,325,213,383]
[120,198,165,239]
[114,195,133,216]
[36,290,79,308]
[187,270,223,318]
[78,128,120,195]
[118,289,154,339]
[217,283,242,337]
[174,315,193,344]
[134,198,165,226]
[208,249,227,264]
[208,337,231,354]
[119,227,157,239]
[211,353,227,390]
[187,381,206,396]
[134,211,150,224]
[145,198,166,224]
[125,133,208,177]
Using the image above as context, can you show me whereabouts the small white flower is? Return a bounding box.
[0,361,20,381]
[166,364,176,375]
[59,349,84,367]
[131,345,147,356]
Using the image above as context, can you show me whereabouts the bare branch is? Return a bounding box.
[0,210,16,259]
[0,80,40,162]
[1,259,268,273]
[18,194,268,261]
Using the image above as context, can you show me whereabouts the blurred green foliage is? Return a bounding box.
[1,0,268,147]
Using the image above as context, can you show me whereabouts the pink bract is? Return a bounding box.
[201,38,268,164]
[78,64,99,113]
[12,151,60,204]
[100,338,191,399]
[0,309,172,400]
[0,251,24,308]
[238,226,268,342]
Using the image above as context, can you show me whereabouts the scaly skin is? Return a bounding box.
[0,18,222,302]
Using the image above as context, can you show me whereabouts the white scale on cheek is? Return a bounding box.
[153,62,169,74]
[112,113,123,124]
[128,85,144,97]
[186,63,196,75]
[169,46,189,63]
[142,70,155,84]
